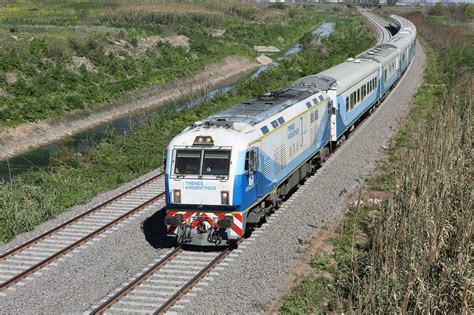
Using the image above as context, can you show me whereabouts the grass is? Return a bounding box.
[0,0,327,126]
[0,8,374,243]
[281,6,473,314]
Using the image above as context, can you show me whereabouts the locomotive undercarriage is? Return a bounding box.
[174,223,231,246]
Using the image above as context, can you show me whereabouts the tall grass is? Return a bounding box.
[102,10,225,28]
[346,78,472,313]
[339,11,473,312]
[281,8,473,314]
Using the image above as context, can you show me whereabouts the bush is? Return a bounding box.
[47,38,68,60]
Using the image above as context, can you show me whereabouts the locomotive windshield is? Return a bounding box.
[174,150,201,175]
[202,150,230,176]
[174,149,231,177]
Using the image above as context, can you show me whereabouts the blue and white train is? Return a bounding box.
[163,15,416,246]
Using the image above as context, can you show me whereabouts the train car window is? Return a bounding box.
[174,150,202,175]
[202,150,231,176]
[277,117,285,124]
[271,120,279,128]
[357,89,360,103]
[346,97,349,112]
[362,86,366,98]
[260,126,269,134]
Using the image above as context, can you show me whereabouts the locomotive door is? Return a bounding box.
[245,141,263,203]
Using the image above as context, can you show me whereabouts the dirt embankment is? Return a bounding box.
[0,55,260,161]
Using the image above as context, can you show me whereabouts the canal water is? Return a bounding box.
[0,23,335,182]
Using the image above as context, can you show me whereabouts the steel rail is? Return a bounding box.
[1,172,164,260]
[154,244,237,314]
[91,243,238,314]
[1,173,165,291]
[91,247,184,315]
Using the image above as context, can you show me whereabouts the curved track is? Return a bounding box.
[0,172,165,291]
[362,11,393,44]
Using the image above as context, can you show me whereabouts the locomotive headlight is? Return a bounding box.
[194,136,214,146]
[173,189,181,203]
[221,191,229,205]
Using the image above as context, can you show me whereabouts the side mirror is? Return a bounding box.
[162,149,168,170]
[245,150,256,176]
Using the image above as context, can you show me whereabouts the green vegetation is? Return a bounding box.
[0,0,326,126]
[281,7,472,314]
[0,8,374,243]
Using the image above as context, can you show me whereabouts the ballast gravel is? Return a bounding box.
[0,168,170,313]
[179,42,426,313]
[0,42,426,314]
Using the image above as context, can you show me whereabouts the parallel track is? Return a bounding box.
[90,244,236,314]
[0,172,165,291]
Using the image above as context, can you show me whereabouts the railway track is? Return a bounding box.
[90,244,235,314]
[362,11,393,44]
[0,172,166,292]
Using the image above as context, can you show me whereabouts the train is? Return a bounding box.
[163,15,416,246]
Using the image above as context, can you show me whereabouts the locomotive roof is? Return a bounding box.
[204,87,320,126]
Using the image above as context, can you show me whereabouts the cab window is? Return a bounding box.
[174,150,201,175]
[202,150,231,176]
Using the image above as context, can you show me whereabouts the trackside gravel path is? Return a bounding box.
[179,42,426,313]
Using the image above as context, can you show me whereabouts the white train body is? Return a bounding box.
[164,15,416,246]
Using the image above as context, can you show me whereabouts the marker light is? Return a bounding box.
[221,191,229,205]
[173,190,181,203]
